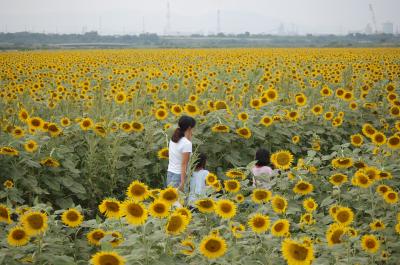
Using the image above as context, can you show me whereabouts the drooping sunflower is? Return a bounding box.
[334,207,354,226]
[231,223,245,238]
[47,123,62,137]
[251,189,272,204]
[149,199,170,218]
[271,150,294,170]
[223,180,241,193]
[361,234,380,254]
[362,123,376,138]
[159,187,179,205]
[109,231,124,247]
[122,200,148,226]
[61,208,84,228]
[1,146,19,156]
[157,147,169,160]
[293,180,314,195]
[90,251,125,265]
[165,213,189,235]
[21,211,48,236]
[271,195,288,214]
[126,180,149,201]
[236,127,251,139]
[211,124,230,133]
[225,169,246,180]
[199,234,227,259]
[271,219,290,237]
[281,238,314,265]
[350,134,363,147]
[215,199,237,219]
[98,198,122,219]
[248,213,270,233]
[181,238,195,255]
[329,173,348,186]
[7,226,30,247]
[331,157,353,169]
[195,198,215,213]
[0,204,12,223]
[40,157,60,167]
[302,197,318,212]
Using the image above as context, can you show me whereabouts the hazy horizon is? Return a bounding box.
[1,0,399,35]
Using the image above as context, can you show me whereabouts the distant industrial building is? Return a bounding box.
[382,22,394,34]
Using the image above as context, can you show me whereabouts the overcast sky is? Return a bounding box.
[1,0,399,35]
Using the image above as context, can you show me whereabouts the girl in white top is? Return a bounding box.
[166,115,196,191]
[188,153,208,204]
[251,148,274,188]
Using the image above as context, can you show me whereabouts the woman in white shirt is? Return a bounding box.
[167,115,196,190]
[188,153,208,204]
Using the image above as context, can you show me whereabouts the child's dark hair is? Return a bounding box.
[195,153,207,171]
[255,148,270,167]
[171,115,196,143]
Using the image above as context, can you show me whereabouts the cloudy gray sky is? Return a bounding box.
[0,0,399,35]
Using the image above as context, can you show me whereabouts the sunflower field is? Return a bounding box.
[1,48,400,265]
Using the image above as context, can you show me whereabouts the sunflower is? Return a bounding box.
[165,213,189,235]
[295,93,307,106]
[155,108,168,120]
[12,127,24,138]
[331,157,353,169]
[79,118,93,131]
[383,191,398,204]
[174,207,192,223]
[271,150,294,170]
[0,204,12,223]
[157,147,169,160]
[87,229,106,246]
[292,135,300,144]
[350,134,363,147]
[90,251,125,265]
[0,146,19,156]
[47,123,61,137]
[170,104,183,116]
[236,127,251,139]
[329,173,348,186]
[237,112,249,121]
[149,199,170,218]
[281,238,314,265]
[251,189,272,204]
[211,124,230,133]
[326,223,346,246]
[265,88,278,101]
[248,213,270,233]
[195,199,215,213]
[361,234,380,254]
[215,199,236,219]
[303,197,318,212]
[7,226,30,247]
[260,116,273,127]
[40,157,60,167]
[199,234,227,259]
[120,122,132,133]
[98,198,122,219]
[126,180,149,201]
[369,219,385,231]
[61,208,84,228]
[184,103,200,116]
[212,181,222,192]
[362,123,376,138]
[114,91,127,104]
[235,193,245,203]
[122,200,148,226]
[320,86,332,96]
[352,171,373,188]
[3,180,14,189]
[324,112,334,120]
[311,105,323,115]
[371,132,387,146]
[181,238,195,255]
[94,124,107,137]
[159,187,179,205]
[271,219,290,237]
[24,140,38,153]
[109,231,124,247]
[205,173,218,185]
[231,223,245,238]
[334,207,354,226]
[387,135,400,149]
[28,117,44,130]
[376,184,392,195]
[18,108,29,122]
[225,169,246,180]
[272,195,288,214]
[21,211,48,235]
[293,180,314,195]
[250,98,261,109]
[363,166,380,181]
[224,180,240,193]
[131,121,144,132]
[60,117,71,127]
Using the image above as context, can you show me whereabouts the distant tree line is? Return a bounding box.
[0,31,399,49]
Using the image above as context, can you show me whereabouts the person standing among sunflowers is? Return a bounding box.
[166,115,196,191]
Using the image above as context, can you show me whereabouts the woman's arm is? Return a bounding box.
[180,152,190,191]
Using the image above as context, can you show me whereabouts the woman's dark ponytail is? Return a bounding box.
[171,115,196,143]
